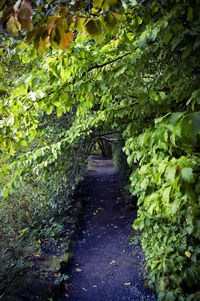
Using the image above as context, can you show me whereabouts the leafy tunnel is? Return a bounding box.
[0,0,200,300]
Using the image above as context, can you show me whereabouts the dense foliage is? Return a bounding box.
[1,0,200,300]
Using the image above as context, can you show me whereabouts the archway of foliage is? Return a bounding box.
[0,0,200,300]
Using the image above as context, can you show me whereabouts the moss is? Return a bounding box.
[39,251,72,271]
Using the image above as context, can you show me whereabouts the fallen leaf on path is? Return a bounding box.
[82,288,87,291]
[93,212,97,215]
[124,283,131,285]
[110,260,116,264]
[75,268,82,272]
[114,226,118,228]
[65,294,69,297]
[92,285,97,287]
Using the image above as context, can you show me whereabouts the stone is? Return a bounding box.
[5,277,52,301]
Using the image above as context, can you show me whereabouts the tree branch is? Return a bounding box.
[27,52,130,111]
[87,52,130,72]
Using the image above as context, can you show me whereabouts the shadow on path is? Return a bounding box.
[64,156,156,301]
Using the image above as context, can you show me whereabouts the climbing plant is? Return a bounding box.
[0,0,200,300]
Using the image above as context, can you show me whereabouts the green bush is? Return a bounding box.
[124,113,200,300]
[0,142,89,292]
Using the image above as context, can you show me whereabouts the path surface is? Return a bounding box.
[65,156,156,301]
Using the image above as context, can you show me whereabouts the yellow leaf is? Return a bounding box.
[93,285,97,287]
[75,268,82,272]
[124,283,131,286]
[185,251,192,258]
[10,144,15,155]
[34,254,40,257]
[110,260,115,264]
[37,239,41,244]
[6,15,21,36]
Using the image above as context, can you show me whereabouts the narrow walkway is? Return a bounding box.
[65,156,156,301]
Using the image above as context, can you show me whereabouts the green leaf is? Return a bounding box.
[155,113,170,124]
[166,291,176,301]
[163,186,171,202]
[130,0,137,5]
[187,7,193,21]
[163,28,173,44]
[181,167,195,183]
[165,166,176,184]
[7,116,14,126]
[182,46,192,59]
[171,198,181,214]
[46,105,53,115]
[191,112,200,144]
[21,140,27,147]
[56,106,63,118]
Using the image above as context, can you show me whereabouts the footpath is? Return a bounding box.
[64,156,156,301]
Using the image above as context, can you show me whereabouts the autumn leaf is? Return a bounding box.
[110,260,116,264]
[85,19,103,43]
[65,31,73,46]
[3,11,21,36]
[17,0,33,32]
[50,25,73,51]
[124,282,131,285]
